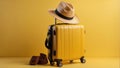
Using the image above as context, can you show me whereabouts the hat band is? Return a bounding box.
[55,9,73,20]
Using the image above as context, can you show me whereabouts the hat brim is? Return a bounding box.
[48,9,79,24]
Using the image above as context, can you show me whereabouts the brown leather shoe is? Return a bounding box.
[38,53,48,65]
[29,56,39,65]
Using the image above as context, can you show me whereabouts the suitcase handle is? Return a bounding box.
[55,18,57,25]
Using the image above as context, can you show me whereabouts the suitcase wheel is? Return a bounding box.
[50,61,54,66]
[70,60,73,63]
[80,56,86,63]
[56,61,62,67]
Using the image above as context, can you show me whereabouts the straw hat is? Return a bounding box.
[48,1,79,24]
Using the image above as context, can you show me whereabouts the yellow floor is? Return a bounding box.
[0,57,119,68]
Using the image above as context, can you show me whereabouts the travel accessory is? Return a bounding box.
[48,1,79,24]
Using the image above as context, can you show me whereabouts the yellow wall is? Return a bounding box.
[0,0,119,57]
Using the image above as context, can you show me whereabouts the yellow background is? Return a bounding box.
[0,0,119,57]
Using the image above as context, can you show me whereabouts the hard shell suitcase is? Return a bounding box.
[45,19,86,67]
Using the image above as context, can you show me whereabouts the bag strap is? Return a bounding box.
[45,18,57,49]
[45,25,54,49]
[45,35,50,49]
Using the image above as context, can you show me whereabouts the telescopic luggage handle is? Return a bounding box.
[55,18,57,25]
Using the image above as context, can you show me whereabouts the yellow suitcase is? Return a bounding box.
[45,24,86,67]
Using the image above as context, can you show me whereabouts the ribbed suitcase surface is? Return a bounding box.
[53,25,85,61]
